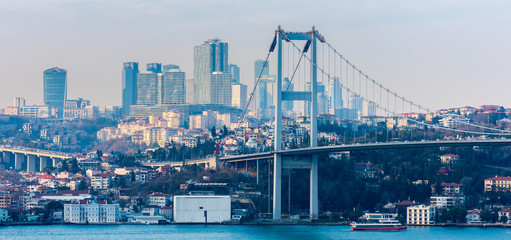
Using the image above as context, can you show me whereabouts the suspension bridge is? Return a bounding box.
[221,26,511,221]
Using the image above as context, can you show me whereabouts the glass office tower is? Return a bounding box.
[193,38,228,104]
[122,62,139,116]
[43,67,67,118]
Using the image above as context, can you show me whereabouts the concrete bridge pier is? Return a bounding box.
[2,152,12,165]
[272,154,282,220]
[27,154,36,172]
[52,158,59,168]
[310,155,318,219]
[14,153,24,170]
[39,156,48,171]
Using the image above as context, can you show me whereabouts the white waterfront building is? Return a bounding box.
[64,201,120,224]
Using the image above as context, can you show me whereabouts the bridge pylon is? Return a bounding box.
[273,26,324,220]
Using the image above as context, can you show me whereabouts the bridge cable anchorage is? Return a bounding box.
[287,40,511,137]
[236,36,276,130]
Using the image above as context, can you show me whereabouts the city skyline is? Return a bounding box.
[1,1,511,110]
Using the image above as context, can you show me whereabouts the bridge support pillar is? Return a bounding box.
[40,156,48,171]
[27,154,36,172]
[2,152,12,164]
[14,153,24,170]
[273,154,282,220]
[52,158,59,168]
[310,155,318,219]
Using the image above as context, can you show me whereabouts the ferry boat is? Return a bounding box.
[351,213,407,231]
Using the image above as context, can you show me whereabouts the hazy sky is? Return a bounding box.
[1,0,510,110]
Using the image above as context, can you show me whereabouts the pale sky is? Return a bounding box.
[1,0,510,111]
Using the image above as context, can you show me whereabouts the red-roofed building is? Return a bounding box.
[466,209,482,224]
[498,208,511,224]
[437,167,455,176]
[484,176,511,192]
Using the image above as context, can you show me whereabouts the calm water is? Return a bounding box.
[1,225,510,240]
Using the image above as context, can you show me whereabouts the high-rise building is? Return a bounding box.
[282,77,294,112]
[137,72,160,105]
[232,83,247,109]
[122,62,139,116]
[193,38,228,104]
[163,64,180,72]
[229,64,240,84]
[43,67,67,118]
[146,63,162,73]
[185,79,194,104]
[14,97,25,108]
[328,77,342,110]
[350,95,363,119]
[254,60,270,110]
[162,69,186,104]
[210,72,232,106]
[305,82,326,115]
[363,101,376,116]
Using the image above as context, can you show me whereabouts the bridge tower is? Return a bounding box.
[273,26,324,220]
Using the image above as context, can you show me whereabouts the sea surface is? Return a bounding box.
[1,224,510,240]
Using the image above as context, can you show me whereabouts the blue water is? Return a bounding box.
[1,225,510,240]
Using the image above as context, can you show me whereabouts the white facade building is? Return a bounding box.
[407,205,436,225]
[64,202,120,224]
[173,195,231,223]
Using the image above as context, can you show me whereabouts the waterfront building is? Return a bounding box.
[498,208,511,223]
[163,64,180,72]
[193,38,228,104]
[229,64,240,84]
[406,205,436,225]
[64,201,120,223]
[148,192,173,208]
[122,62,139,116]
[429,195,465,209]
[0,208,9,223]
[137,72,161,105]
[43,67,67,118]
[173,195,231,223]
[146,63,162,73]
[232,83,247,110]
[466,209,483,224]
[162,69,186,104]
[484,176,511,192]
[0,193,14,209]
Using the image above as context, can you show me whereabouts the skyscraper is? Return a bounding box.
[328,77,342,110]
[305,82,326,115]
[193,38,228,104]
[210,72,232,106]
[350,95,363,119]
[162,69,186,104]
[229,64,240,84]
[122,62,139,116]
[162,64,180,72]
[146,63,162,73]
[137,72,160,105]
[43,67,67,118]
[282,77,294,112]
[232,83,247,109]
[254,60,270,110]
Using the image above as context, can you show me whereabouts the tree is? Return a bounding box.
[78,180,88,190]
[60,160,69,172]
[211,126,217,138]
[500,215,508,224]
[69,158,80,173]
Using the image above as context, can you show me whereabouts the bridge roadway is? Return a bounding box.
[0,146,73,171]
[221,139,511,162]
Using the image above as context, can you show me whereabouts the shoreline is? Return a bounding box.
[2,221,511,228]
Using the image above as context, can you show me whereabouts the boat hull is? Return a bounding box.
[351,226,407,231]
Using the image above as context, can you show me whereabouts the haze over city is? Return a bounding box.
[1,0,510,110]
